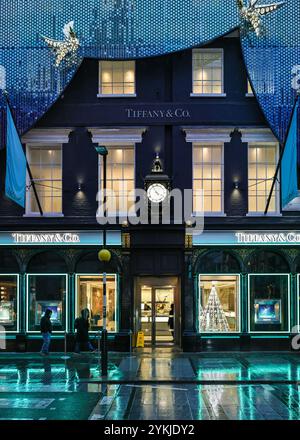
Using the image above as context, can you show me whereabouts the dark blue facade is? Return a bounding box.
[0,33,300,352]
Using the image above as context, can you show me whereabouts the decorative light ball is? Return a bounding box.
[98,249,112,262]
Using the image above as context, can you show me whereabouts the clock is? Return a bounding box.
[147,183,168,203]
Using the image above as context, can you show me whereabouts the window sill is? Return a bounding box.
[246,212,282,217]
[23,213,64,218]
[190,93,227,98]
[193,212,227,217]
[97,93,137,98]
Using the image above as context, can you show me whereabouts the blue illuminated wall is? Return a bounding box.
[0,0,299,145]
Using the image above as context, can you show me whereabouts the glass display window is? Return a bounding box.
[199,275,240,333]
[248,274,290,333]
[0,275,19,332]
[76,275,117,332]
[27,274,67,332]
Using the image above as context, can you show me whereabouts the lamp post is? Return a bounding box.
[95,145,111,376]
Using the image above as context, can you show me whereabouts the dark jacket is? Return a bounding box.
[75,312,90,343]
[40,315,52,334]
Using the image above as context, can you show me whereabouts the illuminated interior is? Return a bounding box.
[193,144,223,213]
[199,275,240,332]
[27,146,62,214]
[77,275,117,332]
[248,144,278,213]
[99,60,135,95]
[192,49,223,95]
[99,146,135,213]
[0,275,18,331]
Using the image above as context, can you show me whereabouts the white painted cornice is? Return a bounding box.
[182,126,278,144]
[88,127,147,145]
[22,128,73,144]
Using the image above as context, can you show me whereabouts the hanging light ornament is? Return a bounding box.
[237,0,285,36]
[42,21,80,67]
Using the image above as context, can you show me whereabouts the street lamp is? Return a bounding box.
[95,145,111,376]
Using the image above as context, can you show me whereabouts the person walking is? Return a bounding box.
[40,309,52,355]
[168,303,175,341]
[74,308,95,354]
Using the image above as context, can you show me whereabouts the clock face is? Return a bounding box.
[147,183,168,203]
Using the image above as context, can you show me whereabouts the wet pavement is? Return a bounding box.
[1,350,300,419]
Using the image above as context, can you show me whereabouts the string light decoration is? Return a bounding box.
[237,0,285,36]
[0,0,299,147]
[42,21,80,67]
[200,283,230,333]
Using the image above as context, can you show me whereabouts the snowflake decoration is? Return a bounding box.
[42,21,80,67]
[237,0,285,36]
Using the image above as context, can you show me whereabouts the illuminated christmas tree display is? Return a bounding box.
[200,283,230,332]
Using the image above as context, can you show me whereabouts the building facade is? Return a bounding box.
[0,32,299,351]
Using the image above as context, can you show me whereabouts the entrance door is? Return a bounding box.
[136,277,180,346]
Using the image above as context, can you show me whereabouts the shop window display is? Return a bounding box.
[199,275,240,333]
[249,274,289,332]
[76,275,117,332]
[0,275,18,331]
[27,275,67,331]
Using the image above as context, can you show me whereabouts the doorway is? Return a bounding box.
[135,277,180,346]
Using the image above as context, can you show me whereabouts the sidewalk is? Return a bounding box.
[1,349,300,383]
[1,350,300,420]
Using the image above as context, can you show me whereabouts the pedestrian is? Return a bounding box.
[74,308,95,354]
[168,303,175,341]
[40,309,52,355]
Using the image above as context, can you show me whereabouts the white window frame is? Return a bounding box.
[248,273,290,334]
[25,144,63,217]
[26,273,68,333]
[192,142,225,217]
[75,273,118,333]
[0,274,20,333]
[97,60,137,98]
[98,144,136,218]
[198,274,241,334]
[247,142,280,217]
[190,48,226,98]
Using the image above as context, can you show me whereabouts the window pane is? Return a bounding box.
[193,144,223,213]
[77,275,117,332]
[249,275,289,332]
[99,146,135,213]
[248,144,278,213]
[0,276,18,331]
[199,276,239,332]
[27,146,62,215]
[99,60,135,96]
[192,49,223,94]
[27,275,66,331]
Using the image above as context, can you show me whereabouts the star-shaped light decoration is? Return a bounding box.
[42,21,80,67]
[237,0,285,36]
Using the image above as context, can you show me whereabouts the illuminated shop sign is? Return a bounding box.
[125,108,191,119]
[0,231,121,246]
[193,231,300,246]
[12,233,80,244]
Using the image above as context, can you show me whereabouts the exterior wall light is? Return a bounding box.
[233,181,240,190]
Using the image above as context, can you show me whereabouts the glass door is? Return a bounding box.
[155,288,174,343]
[140,285,175,345]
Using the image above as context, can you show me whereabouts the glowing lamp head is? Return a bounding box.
[98,249,112,262]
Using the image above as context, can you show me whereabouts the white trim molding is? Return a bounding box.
[183,127,232,143]
[88,127,147,145]
[183,126,278,144]
[22,128,73,144]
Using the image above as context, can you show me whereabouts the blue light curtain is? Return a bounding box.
[5,104,27,207]
[281,99,299,207]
